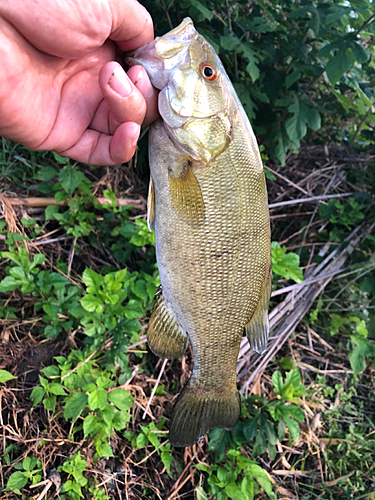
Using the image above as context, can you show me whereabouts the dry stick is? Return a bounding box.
[237,225,364,390]
[142,358,168,420]
[269,192,354,209]
[265,165,308,195]
[6,196,144,209]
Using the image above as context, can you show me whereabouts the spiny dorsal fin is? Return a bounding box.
[168,161,205,226]
[148,290,188,359]
[147,176,155,231]
[245,264,272,354]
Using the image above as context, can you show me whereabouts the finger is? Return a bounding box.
[127,65,160,127]
[110,0,154,51]
[58,121,140,166]
[99,62,147,130]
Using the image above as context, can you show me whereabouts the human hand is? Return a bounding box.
[0,0,159,166]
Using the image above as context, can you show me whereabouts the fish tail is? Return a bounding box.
[169,380,241,447]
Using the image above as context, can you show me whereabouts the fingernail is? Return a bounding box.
[109,65,132,96]
[135,68,154,99]
[130,122,141,147]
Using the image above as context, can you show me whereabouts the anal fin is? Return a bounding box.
[148,290,187,359]
[245,265,272,354]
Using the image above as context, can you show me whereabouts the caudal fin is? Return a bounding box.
[169,381,241,447]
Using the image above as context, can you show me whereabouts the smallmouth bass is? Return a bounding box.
[131,18,271,447]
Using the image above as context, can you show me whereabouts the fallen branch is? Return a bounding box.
[237,224,367,392]
[6,195,145,209]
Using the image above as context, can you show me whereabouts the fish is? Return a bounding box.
[130,18,271,447]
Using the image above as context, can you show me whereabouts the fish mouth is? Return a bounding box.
[125,18,196,90]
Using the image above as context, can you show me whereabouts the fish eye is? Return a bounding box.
[201,63,218,82]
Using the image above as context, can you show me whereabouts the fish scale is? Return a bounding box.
[131,18,271,446]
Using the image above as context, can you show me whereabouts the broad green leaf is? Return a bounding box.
[22,456,37,471]
[112,410,131,430]
[326,50,352,84]
[108,388,134,411]
[88,388,107,411]
[283,415,300,442]
[271,242,303,283]
[286,71,301,89]
[48,383,67,396]
[31,386,45,407]
[241,476,255,500]
[41,365,60,378]
[59,165,85,196]
[36,166,58,181]
[0,369,16,383]
[6,471,28,492]
[64,392,88,421]
[96,442,113,458]
[83,414,100,437]
[349,339,372,374]
[43,395,56,410]
[0,276,22,292]
[124,299,145,318]
[45,205,60,221]
[225,482,244,500]
[80,294,103,313]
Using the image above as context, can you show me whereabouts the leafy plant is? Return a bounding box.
[5,457,42,495]
[271,242,304,283]
[31,352,134,458]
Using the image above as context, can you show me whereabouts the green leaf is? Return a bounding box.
[64,392,88,422]
[36,166,58,181]
[45,205,60,221]
[271,242,303,283]
[22,456,37,471]
[225,482,244,500]
[326,50,352,84]
[0,369,16,383]
[0,276,21,292]
[108,389,134,411]
[189,0,212,20]
[43,395,56,410]
[80,294,104,313]
[41,365,60,378]
[96,442,113,458]
[83,414,100,437]
[161,446,173,475]
[59,165,85,196]
[31,386,45,407]
[88,388,107,411]
[349,340,370,374]
[6,471,28,492]
[112,410,131,430]
[283,415,300,442]
[124,299,145,318]
[48,383,67,396]
[285,71,301,89]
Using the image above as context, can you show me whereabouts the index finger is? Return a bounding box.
[109,0,154,51]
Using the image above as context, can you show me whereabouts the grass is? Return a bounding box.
[0,140,374,499]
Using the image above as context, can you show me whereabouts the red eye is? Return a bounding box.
[201,63,218,82]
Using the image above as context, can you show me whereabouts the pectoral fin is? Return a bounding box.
[168,161,205,226]
[245,265,272,354]
[148,290,188,359]
[147,177,155,231]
